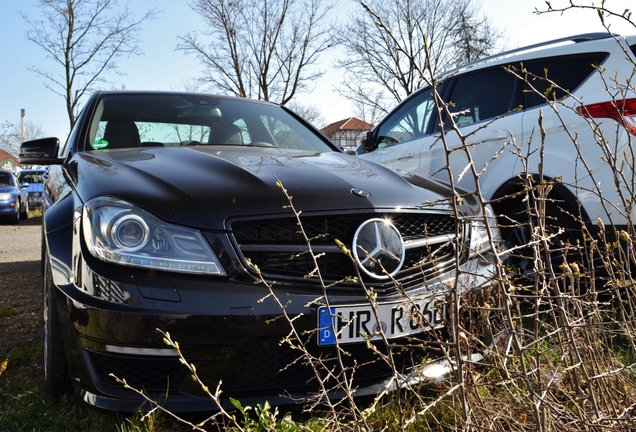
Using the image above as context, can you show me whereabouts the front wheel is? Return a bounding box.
[499,197,583,283]
[8,209,19,225]
[43,249,72,395]
[19,200,28,220]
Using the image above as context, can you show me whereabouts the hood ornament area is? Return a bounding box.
[351,187,371,198]
[352,218,405,279]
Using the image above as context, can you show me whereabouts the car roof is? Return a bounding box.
[93,90,281,108]
[439,32,628,80]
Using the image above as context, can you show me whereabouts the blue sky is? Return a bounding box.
[1,0,634,143]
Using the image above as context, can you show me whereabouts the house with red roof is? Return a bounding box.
[320,117,374,151]
[0,149,19,172]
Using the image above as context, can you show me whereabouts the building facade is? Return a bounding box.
[0,149,19,172]
[320,117,374,151]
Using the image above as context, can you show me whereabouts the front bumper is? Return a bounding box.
[27,193,43,206]
[0,201,18,216]
[53,250,497,413]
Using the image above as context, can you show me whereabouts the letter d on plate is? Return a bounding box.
[318,307,337,346]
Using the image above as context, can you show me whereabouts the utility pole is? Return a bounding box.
[21,109,26,143]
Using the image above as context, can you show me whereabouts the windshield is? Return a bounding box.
[86,93,333,152]
[0,172,14,187]
[16,171,44,184]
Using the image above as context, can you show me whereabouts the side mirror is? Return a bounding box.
[19,137,64,165]
[19,182,29,189]
[359,131,375,152]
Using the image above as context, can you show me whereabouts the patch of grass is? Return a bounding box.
[0,305,20,318]
[0,344,185,432]
[228,399,328,432]
[0,377,183,432]
[28,208,43,219]
[1,341,40,368]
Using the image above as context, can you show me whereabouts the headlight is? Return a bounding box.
[82,197,226,275]
[0,193,12,201]
[468,205,499,258]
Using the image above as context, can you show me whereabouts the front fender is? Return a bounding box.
[44,192,80,288]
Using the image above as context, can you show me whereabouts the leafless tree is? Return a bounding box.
[179,0,337,105]
[0,122,16,156]
[0,122,47,156]
[452,0,502,64]
[22,0,157,130]
[285,102,326,128]
[337,0,502,122]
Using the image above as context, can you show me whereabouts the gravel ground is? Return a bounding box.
[0,217,43,352]
[0,217,41,263]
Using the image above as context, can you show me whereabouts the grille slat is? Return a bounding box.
[230,212,464,291]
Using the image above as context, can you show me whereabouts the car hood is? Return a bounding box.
[25,184,44,193]
[73,146,454,229]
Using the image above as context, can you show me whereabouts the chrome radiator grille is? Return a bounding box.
[230,211,464,291]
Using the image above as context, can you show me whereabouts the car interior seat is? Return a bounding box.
[103,120,141,149]
[208,122,243,145]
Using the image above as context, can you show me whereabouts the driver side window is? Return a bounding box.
[376,87,439,149]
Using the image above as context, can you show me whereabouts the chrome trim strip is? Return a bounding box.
[403,234,456,249]
[104,345,177,357]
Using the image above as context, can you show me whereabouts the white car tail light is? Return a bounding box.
[577,98,636,135]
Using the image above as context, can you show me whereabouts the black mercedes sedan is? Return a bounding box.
[20,91,499,413]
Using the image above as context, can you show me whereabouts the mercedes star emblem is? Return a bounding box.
[352,218,405,279]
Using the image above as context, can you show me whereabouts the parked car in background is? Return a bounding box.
[358,33,636,275]
[0,169,28,224]
[16,168,46,208]
[19,90,499,413]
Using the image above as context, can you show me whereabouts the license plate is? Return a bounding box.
[317,294,446,346]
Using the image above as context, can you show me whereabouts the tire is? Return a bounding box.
[498,194,582,282]
[43,249,72,395]
[19,199,28,220]
[9,209,19,225]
